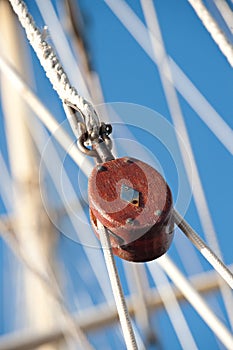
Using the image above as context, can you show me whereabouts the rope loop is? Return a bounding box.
[9,0,101,140]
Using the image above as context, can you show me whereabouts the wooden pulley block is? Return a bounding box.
[88,157,174,262]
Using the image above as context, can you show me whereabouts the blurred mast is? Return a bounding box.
[0,264,232,350]
[0,2,63,348]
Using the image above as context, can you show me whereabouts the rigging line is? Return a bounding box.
[123,263,158,347]
[187,0,233,67]
[0,53,92,177]
[103,0,233,157]
[140,0,233,329]
[173,209,233,290]
[158,255,233,350]
[8,0,100,139]
[0,264,233,350]
[0,227,94,350]
[97,220,138,350]
[0,138,90,348]
[7,3,136,347]
[64,0,94,87]
[28,117,113,303]
[0,1,63,336]
[0,45,230,350]
[147,262,198,350]
[0,48,143,329]
[66,3,156,340]
[6,2,231,348]
[35,0,90,99]
[0,152,14,212]
[63,0,110,112]
[174,222,204,276]
[170,63,233,154]
[213,0,233,35]
[65,0,157,166]
[131,323,146,350]
[63,0,107,106]
[62,0,118,154]
[0,47,224,344]
[64,1,155,337]
[0,53,114,303]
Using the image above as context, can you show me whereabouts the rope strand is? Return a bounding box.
[8,0,100,139]
[158,255,233,350]
[173,209,233,289]
[97,220,138,350]
[1,227,94,349]
[187,0,233,68]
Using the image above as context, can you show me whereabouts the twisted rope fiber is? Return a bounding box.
[97,221,138,350]
[140,0,233,329]
[187,0,233,68]
[8,0,137,348]
[8,0,233,346]
[173,209,233,289]
[8,0,100,138]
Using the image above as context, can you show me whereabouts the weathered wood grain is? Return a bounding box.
[89,157,174,262]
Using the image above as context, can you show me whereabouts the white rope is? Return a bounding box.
[214,0,233,35]
[97,220,138,350]
[1,261,233,350]
[6,0,232,348]
[147,262,198,350]
[8,0,100,139]
[35,0,91,99]
[0,51,136,344]
[28,118,114,303]
[140,0,233,329]
[2,51,232,343]
[104,0,233,157]
[0,226,94,350]
[0,51,116,306]
[173,209,233,290]
[158,255,233,350]
[187,0,233,67]
[123,263,157,346]
[0,152,14,212]
[0,53,92,177]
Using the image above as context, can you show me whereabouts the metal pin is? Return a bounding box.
[126,218,135,225]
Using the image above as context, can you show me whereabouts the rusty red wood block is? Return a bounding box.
[88,157,174,262]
